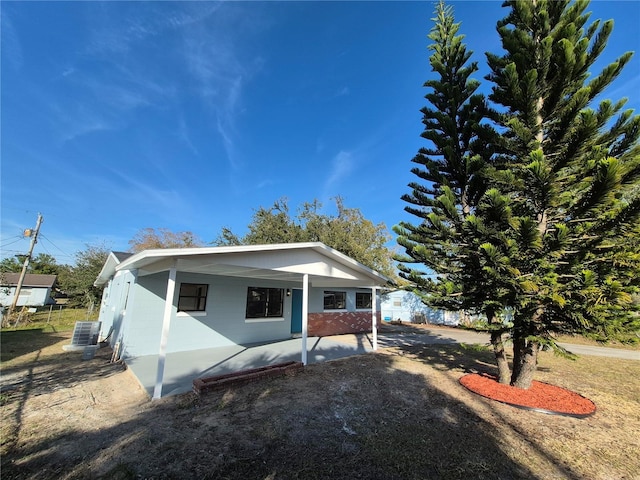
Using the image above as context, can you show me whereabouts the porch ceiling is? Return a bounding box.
[139,262,374,288]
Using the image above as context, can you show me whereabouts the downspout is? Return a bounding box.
[153,262,177,400]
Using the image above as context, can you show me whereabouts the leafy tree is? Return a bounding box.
[0,253,60,275]
[215,197,396,279]
[303,197,395,279]
[128,227,204,252]
[243,198,305,245]
[396,0,640,388]
[0,256,22,273]
[212,227,242,247]
[28,253,61,275]
[61,244,110,308]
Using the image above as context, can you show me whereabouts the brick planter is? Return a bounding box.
[193,361,304,395]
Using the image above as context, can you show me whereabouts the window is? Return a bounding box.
[356,292,372,309]
[178,283,208,312]
[246,287,284,318]
[324,291,346,310]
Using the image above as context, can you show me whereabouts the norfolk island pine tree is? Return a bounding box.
[395,0,640,389]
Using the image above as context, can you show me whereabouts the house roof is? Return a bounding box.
[1,273,57,288]
[94,242,392,289]
[113,251,134,262]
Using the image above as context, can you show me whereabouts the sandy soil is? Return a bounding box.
[1,329,639,479]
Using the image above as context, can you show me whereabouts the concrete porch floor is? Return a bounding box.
[126,334,374,398]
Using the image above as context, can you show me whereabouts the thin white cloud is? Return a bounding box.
[1,11,24,70]
[177,114,199,156]
[323,150,355,196]
[335,86,350,97]
[177,6,269,173]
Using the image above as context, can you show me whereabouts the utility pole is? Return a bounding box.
[8,213,43,315]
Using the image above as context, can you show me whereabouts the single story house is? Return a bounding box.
[380,289,461,326]
[0,273,57,307]
[94,243,392,398]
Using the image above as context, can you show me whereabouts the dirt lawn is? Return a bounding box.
[1,328,639,480]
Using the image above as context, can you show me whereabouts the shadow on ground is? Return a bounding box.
[1,344,572,480]
[0,330,70,363]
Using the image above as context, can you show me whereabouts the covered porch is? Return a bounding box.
[95,243,392,399]
[126,333,375,397]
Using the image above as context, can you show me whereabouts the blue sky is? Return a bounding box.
[2,1,639,265]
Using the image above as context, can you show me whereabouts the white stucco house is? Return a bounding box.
[380,289,461,326]
[94,243,392,398]
[0,273,57,307]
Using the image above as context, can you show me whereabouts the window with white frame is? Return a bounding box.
[246,287,284,318]
[356,291,372,309]
[324,291,346,310]
[177,283,208,312]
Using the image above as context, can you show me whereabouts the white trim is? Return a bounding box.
[301,274,309,365]
[177,311,207,317]
[372,287,378,351]
[245,317,285,323]
[153,264,177,400]
[108,242,391,286]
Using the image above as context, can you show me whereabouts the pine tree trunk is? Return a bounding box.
[490,331,511,384]
[486,308,511,384]
[510,337,540,389]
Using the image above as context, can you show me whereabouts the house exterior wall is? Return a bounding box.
[96,268,383,359]
[119,272,168,358]
[380,290,460,326]
[0,286,53,307]
[306,287,380,336]
[98,269,137,346]
[116,272,296,358]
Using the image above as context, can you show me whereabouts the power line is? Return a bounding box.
[0,237,25,249]
[39,233,73,258]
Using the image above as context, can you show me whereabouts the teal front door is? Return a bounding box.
[291,289,303,334]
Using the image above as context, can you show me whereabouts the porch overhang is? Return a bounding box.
[104,242,392,288]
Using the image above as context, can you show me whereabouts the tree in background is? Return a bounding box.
[214,197,396,280]
[128,227,204,252]
[58,244,110,308]
[396,0,640,388]
[243,198,306,245]
[0,253,61,275]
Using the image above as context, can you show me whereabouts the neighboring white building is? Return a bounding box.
[380,290,461,326]
[0,273,57,307]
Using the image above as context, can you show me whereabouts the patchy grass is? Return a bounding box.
[555,333,640,350]
[2,307,98,333]
[1,332,639,480]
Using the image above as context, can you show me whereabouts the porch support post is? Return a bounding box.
[371,286,378,351]
[301,273,309,365]
[153,263,177,400]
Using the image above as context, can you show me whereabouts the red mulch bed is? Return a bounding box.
[459,373,596,418]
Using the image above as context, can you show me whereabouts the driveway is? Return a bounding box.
[373,323,640,361]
